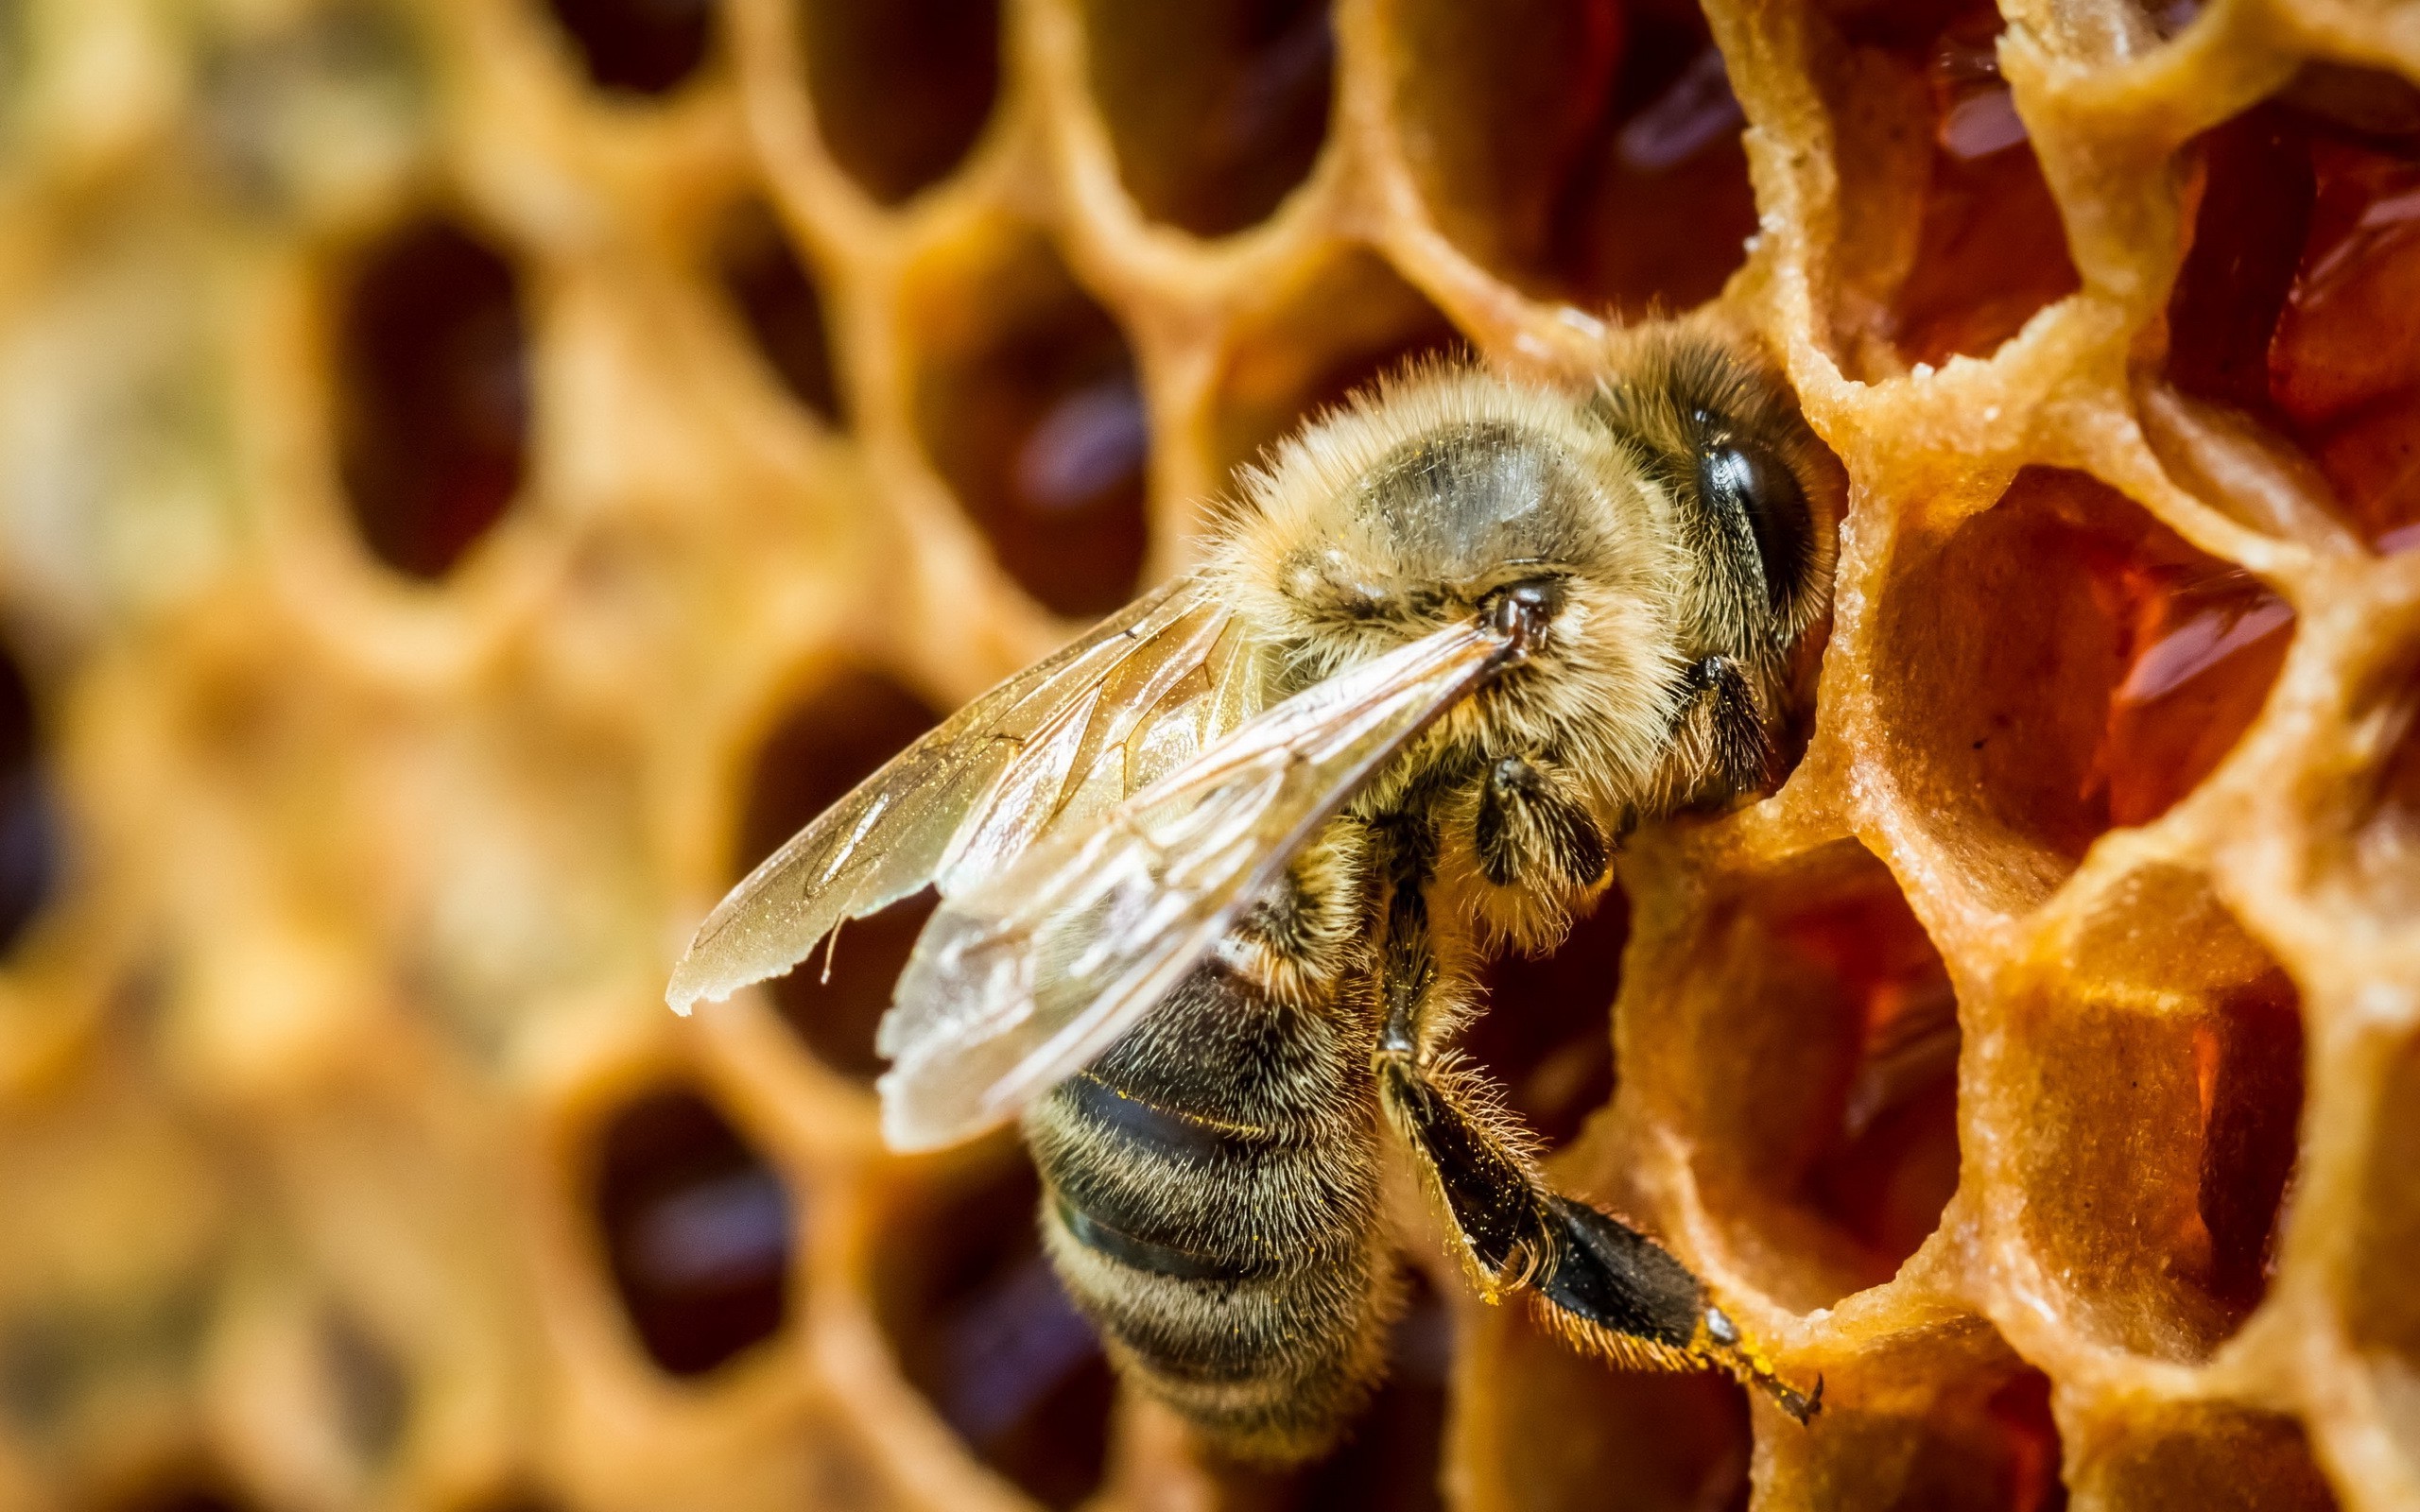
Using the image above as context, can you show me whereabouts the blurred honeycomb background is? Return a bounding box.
[0,0,2416,1507]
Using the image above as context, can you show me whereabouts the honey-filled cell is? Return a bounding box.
[1387,0,1757,317]
[867,1143,1113,1510]
[1081,0,1333,237]
[1818,0,2080,369]
[2168,66,2420,549]
[735,669,942,1080]
[1875,470,2290,899]
[1630,841,1958,1301]
[589,1087,795,1377]
[908,236,1150,617]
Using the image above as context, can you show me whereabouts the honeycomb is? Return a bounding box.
[0,0,2415,1507]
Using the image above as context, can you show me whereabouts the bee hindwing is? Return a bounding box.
[666,571,1253,1018]
[879,618,1512,1151]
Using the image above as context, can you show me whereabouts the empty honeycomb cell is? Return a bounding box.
[1876,470,2290,899]
[800,0,999,205]
[333,216,530,581]
[1208,249,1465,483]
[1388,0,1757,316]
[713,198,842,424]
[1080,0,1333,237]
[1637,841,1958,1297]
[589,1086,793,1377]
[539,0,715,96]
[869,1142,1113,1509]
[1464,886,1628,1150]
[1457,1303,1751,1512]
[1999,958,2303,1358]
[1781,1353,2065,1512]
[0,644,53,956]
[2072,1406,2339,1512]
[735,669,942,1078]
[909,238,1150,617]
[112,1481,257,1512]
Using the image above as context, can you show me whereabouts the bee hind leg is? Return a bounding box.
[1371,871,1818,1420]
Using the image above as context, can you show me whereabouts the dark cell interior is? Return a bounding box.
[112,1484,256,1512]
[2083,1408,2340,1512]
[913,242,1150,617]
[591,1087,793,1377]
[873,1149,1113,1510]
[321,1310,409,1463]
[334,216,529,580]
[539,0,715,95]
[1829,0,2082,366]
[714,198,842,423]
[1082,0,1333,236]
[1209,251,1467,485]
[2169,67,2420,550]
[2351,1032,2420,1363]
[735,669,942,1078]
[1878,470,2291,895]
[1392,0,1758,316]
[0,644,52,956]
[801,0,999,205]
[1466,886,1628,1150]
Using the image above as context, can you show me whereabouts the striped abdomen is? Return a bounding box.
[1023,951,1392,1459]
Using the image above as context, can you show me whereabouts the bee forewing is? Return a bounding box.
[665,572,1244,1017]
[876,617,1513,1152]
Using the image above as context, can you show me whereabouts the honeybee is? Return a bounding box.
[667,328,1841,1459]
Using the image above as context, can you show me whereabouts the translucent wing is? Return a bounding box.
[666,571,1259,1016]
[878,616,1517,1151]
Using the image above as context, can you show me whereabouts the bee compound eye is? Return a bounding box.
[1698,444,1812,611]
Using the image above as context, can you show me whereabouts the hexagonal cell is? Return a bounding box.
[1465,885,1628,1151]
[734,669,942,1080]
[1772,1336,2065,1512]
[1081,0,1332,237]
[1388,0,1757,317]
[0,644,55,956]
[800,0,999,206]
[1817,0,2080,370]
[1207,249,1465,486]
[2001,926,2303,1358]
[2349,1030,2420,1467]
[1456,1301,1750,1512]
[2167,67,2420,551]
[589,1086,794,1377]
[1874,470,2291,899]
[712,198,841,424]
[869,1142,1113,1509]
[909,237,1150,617]
[2072,1405,2338,1512]
[538,0,715,96]
[333,215,530,580]
[1632,840,1958,1300]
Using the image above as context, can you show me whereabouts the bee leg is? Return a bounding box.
[1672,655,1771,795]
[1372,873,1818,1420]
[1475,754,1611,889]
